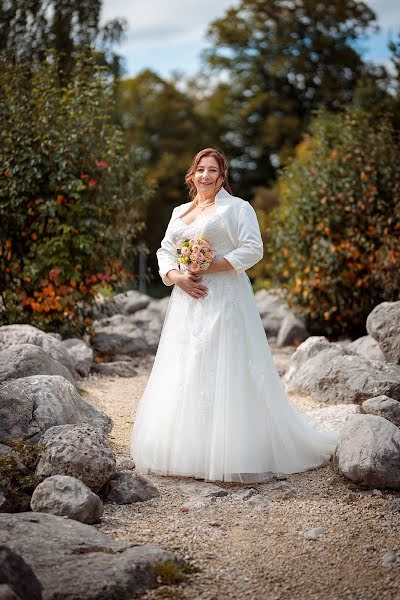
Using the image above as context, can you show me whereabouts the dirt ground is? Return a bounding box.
[80,348,400,600]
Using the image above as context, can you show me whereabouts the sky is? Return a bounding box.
[101,0,400,79]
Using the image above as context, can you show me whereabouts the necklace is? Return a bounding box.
[196,199,215,211]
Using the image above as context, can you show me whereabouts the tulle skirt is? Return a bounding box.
[130,269,339,483]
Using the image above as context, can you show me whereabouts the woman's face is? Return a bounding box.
[193,155,223,195]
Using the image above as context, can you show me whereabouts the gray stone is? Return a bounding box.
[246,495,272,510]
[0,512,184,600]
[304,527,327,540]
[91,312,162,355]
[36,424,116,493]
[93,290,151,318]
[0,324,76,377]
[276,314,309,347]
[0,584,22,600]
[62,338,94,377]
[91,361,137,377]
[0,545,42,600]
[231,488,258,501]
[31,475,104,524]
[103,471,159,504]
[284,340,400,404]
[382,550,398,566]
[362,395,400,427]
[333,414,400,489]
[303,404,361,432]
[284,336,334,382]
[0,375,112,445]
[367,301,400,364]
[0,344,75,386]
[348,335,386,362]
[254,289,291,335]
[181,498,211,511]
[178,481,229,498]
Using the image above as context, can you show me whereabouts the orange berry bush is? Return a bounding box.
[257,107,400,337]
[0,51,151,336]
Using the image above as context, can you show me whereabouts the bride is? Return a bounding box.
[130,147,339,483]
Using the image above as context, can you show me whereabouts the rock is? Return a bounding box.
[0,324,76,378]
[333,414,400,489]
[0,375,112,445]
[254,289,291,335]
[146,296,170,321]
[91,312,162,355]
[231,488,258,501]
[0,345,76,386]
[348,335,386,362]
[367,301,400,364]
[382,550,398,566]
[284,339,400,404]
[35,424,116,493]
[181,498,211,511]
[362,395,400,427]
[117,458,135,471]
[276,314,309,347]
[371,489,383,497]
[61,338,94,377]
[91,361,137,377]
[246,495,272,510]
[31,475,104,524]
[178,481,229,498]
[93,290,151,318]
[0,584,22,599]
[0,545,42,600]
[304,527,327,540]
[0,512,184,600]
[303,404,361,432]
[103,472,159,504]
[0,445,11,456]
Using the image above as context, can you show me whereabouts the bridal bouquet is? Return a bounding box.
[176,236,215,273]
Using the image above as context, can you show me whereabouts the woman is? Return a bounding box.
[130,148,339,483]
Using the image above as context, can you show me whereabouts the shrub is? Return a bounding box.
[0,49,151,336]
[262,107,400,337]
[0,437,42,502]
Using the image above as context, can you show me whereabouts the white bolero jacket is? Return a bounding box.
[156,186,264,286]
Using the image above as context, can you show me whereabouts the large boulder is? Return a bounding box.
[93,290,151,318]
[347,335,386,362]
[0,513,185,600]
[0,545,42,600]
[366,301,400,364]
[284,338,400,404]
[0,375,112,446]
[91,312,163,355]
[333,414,400,489]
[362,395,400,427]
[276,314,308,347]
[254,289,291,335]
[0,325,76,377]
[30,475,103,524]
[103,471,160,504]
[61,338,94,377]
[0,345,75,386]
[35,424,116,493]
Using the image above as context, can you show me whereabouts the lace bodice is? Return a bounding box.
[170,213,235,260]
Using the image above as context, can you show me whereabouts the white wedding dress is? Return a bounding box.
[130,211,340,483]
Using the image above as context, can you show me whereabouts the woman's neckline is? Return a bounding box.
[177,210,218,226]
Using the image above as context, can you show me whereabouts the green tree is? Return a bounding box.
[262,107,400,338]
[0,51,150,335]
[202,0,378,196]
[0,0,126,82]
[117,70,208,277]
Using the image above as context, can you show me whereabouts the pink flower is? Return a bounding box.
[192,244,201,252]
[189,238,197,246]
[190,252,198,261]
[176,242,183,249]
[190,261,200,272]
[181,247,190,256]
[196,252,205,262]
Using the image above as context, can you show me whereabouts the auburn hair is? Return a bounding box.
[185,148,233,200]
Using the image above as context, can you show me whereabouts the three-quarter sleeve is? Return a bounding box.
[223,201,264,273]
[156,207,179,286]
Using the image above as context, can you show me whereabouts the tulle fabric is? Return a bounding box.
[130,213,340,483]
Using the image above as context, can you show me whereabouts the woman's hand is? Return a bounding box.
[168,270,208,299]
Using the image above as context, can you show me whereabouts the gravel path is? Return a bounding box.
[80,346,400,600]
